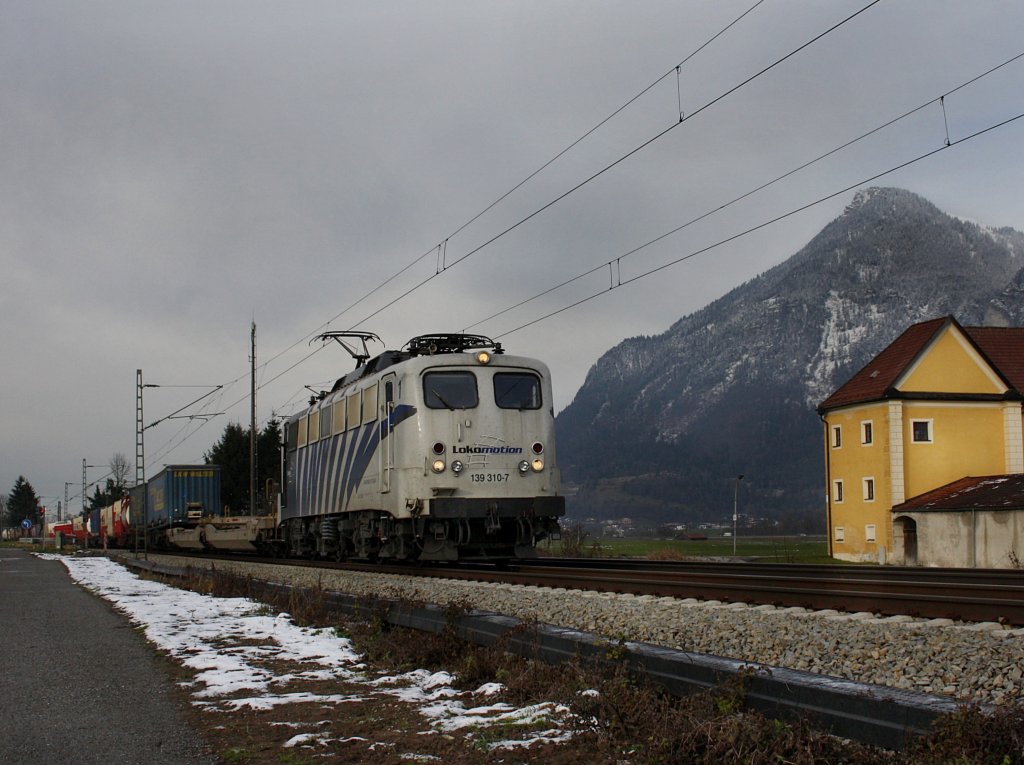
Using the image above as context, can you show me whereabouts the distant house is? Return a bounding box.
[817,316,1024,567]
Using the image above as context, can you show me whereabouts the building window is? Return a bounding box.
[834,526,845,543]
[911,419,933,443]
[831,425,842,449]
[861,420,873,445]
[865,524,876,543]
[863,477,875,502]
[833,479,844,503]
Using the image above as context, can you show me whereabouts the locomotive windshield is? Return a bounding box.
[424,371,478,409]
[494,372,542,409]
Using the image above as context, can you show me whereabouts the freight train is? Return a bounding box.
[85,333,566,562]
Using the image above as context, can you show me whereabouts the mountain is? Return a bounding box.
[556,187,1024,530]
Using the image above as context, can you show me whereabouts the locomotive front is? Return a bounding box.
[280,333,565,561]
[402,338,565,560]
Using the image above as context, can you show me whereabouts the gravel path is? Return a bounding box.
[143,554,1024,706]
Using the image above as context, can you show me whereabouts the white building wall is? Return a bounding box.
[907,510,1024,568]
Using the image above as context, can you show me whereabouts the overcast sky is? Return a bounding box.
[4,1,1024,514]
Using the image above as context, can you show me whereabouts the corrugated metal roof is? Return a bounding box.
[892,474,1024,512]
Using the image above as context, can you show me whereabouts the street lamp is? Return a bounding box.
[733,475,744,556]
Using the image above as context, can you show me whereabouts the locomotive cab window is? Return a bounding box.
[494,372,542,409]
[424,371,478,409]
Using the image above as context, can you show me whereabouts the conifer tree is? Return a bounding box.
[6,476,40,529]
[204,420,282,514]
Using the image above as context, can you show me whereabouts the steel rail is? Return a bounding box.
[153,552,1024,624]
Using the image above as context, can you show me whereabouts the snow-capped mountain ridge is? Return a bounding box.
[556,187,1024,526]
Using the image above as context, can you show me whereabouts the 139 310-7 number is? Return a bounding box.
[471,473,510,483]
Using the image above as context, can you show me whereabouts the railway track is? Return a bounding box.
[127,552,988,749]
[160,552,1024,625]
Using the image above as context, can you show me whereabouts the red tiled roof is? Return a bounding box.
[893,475,1024,512]
[817,317,948,411]
[964,326,1024,392]
[818,317,1024,412]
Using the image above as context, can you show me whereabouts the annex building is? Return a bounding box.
[817,316,1024,567]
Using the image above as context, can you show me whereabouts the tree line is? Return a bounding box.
[2,420,282,530]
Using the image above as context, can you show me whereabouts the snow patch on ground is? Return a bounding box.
[37,554,578,756]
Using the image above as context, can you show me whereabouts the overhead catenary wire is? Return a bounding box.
[135,2,776,465]
[491,110,1024,339]
[198,0,771,406]
[345,0,883,332]
[137,0,941,470]
[463,50,1024,333]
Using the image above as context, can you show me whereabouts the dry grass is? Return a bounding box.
[141,565,1024,765]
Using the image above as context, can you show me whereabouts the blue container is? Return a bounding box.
[144,465,222,527]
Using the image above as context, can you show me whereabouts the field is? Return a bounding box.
[546,535,833,564]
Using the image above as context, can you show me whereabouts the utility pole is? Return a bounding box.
[82,458,87,550]
[733,475,744,556]
[136,369,147,559]
[250,321,257,516]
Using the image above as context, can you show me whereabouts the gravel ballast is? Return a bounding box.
[140,554,1024,706]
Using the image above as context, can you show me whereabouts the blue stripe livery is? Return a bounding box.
[288,404,416,518]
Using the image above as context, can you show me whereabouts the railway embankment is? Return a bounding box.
[139,553,1024,707]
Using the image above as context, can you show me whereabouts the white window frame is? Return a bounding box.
[865,524,877,543]
[862,477,875,502]
[832,479,844,503]
[860,420,873,445]
[911,419,933,443]
[831,424,842,449]
[834,526,845,543]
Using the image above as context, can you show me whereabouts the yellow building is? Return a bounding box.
[817,316,1024,565]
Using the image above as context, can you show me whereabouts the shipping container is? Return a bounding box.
[139,465,222,527]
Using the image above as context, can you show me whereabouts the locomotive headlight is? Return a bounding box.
[431,459,446,473]
[475,350,492,364]
[451,460,464,474]
[518,460,530,475]
[531,458,545,472]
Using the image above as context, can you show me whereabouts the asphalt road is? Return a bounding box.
[0,548,217,764]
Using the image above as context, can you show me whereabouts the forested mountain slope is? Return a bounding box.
[556,187,1024,528]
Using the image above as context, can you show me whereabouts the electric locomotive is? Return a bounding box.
[279,332,565,561]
